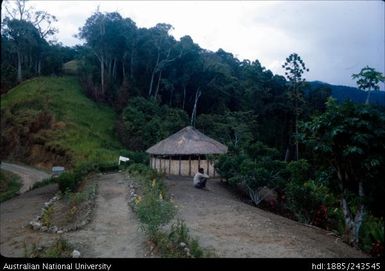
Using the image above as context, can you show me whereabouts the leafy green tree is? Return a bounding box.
[300,98,385,246]
[352,66,385,105]
[285,159,336,225]
[118,97,188,150]
[216,142,286,206]
[282,53,309,161]
[196,111,256,149]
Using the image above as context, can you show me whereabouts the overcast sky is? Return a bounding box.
[4,0,385,88]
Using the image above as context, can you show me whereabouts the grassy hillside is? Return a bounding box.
[1,76,122,169]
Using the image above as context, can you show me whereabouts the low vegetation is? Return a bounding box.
[31,177,56,190]
[0,169,22,202]
[1,76,122,169]
[128,163,213,258]
[24,238,73,258]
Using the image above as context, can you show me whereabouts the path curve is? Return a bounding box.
[0,184,58,257]
[64,173,151,258]
[165,176,367,258]
[0,162,50,193]
[1,172,150,258]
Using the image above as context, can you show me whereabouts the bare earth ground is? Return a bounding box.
[0,184,58,257]
[64,173,150,258]
[0,172,149,258]
[164,176,367,258]
[0,162,50,193]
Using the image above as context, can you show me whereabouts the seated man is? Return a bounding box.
[193,168,209,189]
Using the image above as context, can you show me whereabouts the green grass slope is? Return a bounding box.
[1,76,122,169]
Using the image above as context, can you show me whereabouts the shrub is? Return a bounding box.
[57,172,79,193]
[73,162,98,180]
[136,191,176,237]
[0,170,22,202]
[128,163,153,176]
[119,150,149,165]
[97,162,119,172]
[25,238,73,258]
[151,219,208,258]
[360,215,384,257]
[129,163,210,257]
[216,151,286,206]
[285,160,337,225]
[42,206,54,227]
[44,238,73,258]
[31,177,56,190]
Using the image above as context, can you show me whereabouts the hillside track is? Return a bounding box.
[1,162,50,193]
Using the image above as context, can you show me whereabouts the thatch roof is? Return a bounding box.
[146,126,228,155]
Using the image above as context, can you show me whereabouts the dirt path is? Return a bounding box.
[0,184,58,257]
[1,172,150,258]
[64,173,150,258]
[164,176,367,258]
[0,162,50,193]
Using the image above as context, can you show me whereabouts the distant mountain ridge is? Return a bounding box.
[308,81,385,106]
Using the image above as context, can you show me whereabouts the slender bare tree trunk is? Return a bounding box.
[154,70,162,99]
[182,85,186,110]
[122,61,126,79]
[148,50,160,96]
[108,58,112,78]
[337,167,365,247]
[100,54,105,96]
[38,58,41,75]
[112,58,117,80]
[17,50,22,83]
[295,113,299,161]
[130,41,135,79]
[284,147,290,162]
[169,87,174,106]
[190,87,201,127]
[365,89,371,105]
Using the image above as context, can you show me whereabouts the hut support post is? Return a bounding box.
[189,155,191,176]
[198,155,200,170]
[169,156,171,174]
[179,156,181,176]
[207,156,209,175]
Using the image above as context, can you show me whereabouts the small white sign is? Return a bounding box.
[118,156,130,165]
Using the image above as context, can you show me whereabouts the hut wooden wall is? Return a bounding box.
[150,156,218,177]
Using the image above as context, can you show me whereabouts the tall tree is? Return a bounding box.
[301,98,385,246]
[282,53,309,161]
[2,18,42,82]
[352,66,385,105]
[78,11,126,98]
[2,0,58,80]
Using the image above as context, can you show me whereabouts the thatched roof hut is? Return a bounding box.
[146,126,227,177]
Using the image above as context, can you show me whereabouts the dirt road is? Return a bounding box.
[1,172,150,258]
[0,162,50,193]
[164,176,367,258]
[0,184,58,257]
[64,173,150,257]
